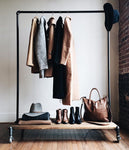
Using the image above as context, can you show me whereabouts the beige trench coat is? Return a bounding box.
[60,17,80,105]
[26,17,39,73]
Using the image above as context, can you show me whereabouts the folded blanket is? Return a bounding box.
[22,112,50,121]
[18,120,51,125]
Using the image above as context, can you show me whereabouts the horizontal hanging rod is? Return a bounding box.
[16,10,104,15]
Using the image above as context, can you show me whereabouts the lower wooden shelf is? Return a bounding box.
[12,121,117,130]
[8,121,121,143]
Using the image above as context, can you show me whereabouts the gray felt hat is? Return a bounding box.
[29,103,42,113]
[22,103,50,119]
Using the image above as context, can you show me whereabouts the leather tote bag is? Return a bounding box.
[82,88,111,122]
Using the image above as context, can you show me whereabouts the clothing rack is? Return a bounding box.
[8,9,120,144]
[16,10,110,123]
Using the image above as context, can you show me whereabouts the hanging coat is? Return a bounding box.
[44,17,55,78]
[52,16,64,64]
[53,16,67,99]
[26,17,39,73]
[35,16,48,78]
[60,17,80,105]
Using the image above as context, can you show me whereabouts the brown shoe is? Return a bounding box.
[56,109,62,124]
[62,109,68,124]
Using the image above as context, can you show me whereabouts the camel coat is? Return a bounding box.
[44,17,55,77]
[26,17,39,73]
[60,17,80,105]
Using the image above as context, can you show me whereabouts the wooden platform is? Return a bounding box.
[9,121,120,143]
[1,123,128,149]
[12,121,117,130]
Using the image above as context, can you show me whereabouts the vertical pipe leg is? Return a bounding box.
[107,31,112,122]
[9,127,13,143]
[16,11,20,123]
[116,126,121,143]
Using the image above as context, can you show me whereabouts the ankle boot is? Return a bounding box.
[69,107,75,124]
[75,107,82,124]
[56,109,62,124]
[62,109,68,124]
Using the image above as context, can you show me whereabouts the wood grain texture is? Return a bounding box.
[12,122,117,130]
[0,123,129,150]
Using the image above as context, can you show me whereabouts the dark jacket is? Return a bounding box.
[53,17,66,99]
[52,16,64,64]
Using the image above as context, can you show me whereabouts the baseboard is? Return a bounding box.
[0,113,17,122]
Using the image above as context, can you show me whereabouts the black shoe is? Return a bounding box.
[75,107,82,124]
[69,107,75,124]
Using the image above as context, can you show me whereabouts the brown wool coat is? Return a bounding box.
[60,17,80,105]
[26,17,39,73]
[44,17,55,77]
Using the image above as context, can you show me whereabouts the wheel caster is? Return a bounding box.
[116,126,121,143]
[9,127,13,143]
[9,137,12,143]
[117,137,121,143]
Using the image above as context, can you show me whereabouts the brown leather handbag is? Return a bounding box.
[81,88,111,122]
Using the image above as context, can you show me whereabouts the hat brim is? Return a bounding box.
[113,9,119,24]
[24,112,46,117]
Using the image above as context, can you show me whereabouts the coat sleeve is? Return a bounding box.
[26,18,37,67]
[60,17,72,65]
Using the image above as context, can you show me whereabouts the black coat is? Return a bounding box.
[52,17,66,99]
[52,16,64,64]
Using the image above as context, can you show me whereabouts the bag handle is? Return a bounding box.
[80,97,86,120]
[89,88,101,101]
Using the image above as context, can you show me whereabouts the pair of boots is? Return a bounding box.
[56,109,68,124]
[69,107,82,124]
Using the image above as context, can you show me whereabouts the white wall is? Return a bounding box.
[0,0,119,122]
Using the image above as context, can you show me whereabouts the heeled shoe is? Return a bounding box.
[62,109,68,124]
[75,107,82,124]
[69,107,75,124]
[56,109,62,124]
